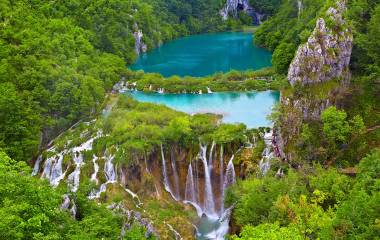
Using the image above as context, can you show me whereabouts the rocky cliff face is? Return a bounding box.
[278,1,352,161]
[133,23,147,55]
[288,1,352,86]
[220,0,249,20]
[220,0,265,24]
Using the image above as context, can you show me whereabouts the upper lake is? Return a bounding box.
[130,32,272,77]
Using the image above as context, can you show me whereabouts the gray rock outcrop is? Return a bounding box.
[220,0,249,20]
[288,1,352,86]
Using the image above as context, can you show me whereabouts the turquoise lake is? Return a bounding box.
[130,32,272,77]
[125,91,280,128]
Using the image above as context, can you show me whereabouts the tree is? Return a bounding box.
[321,106,351,144]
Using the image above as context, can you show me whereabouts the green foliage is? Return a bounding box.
[231,223,303,240]
[0,151,150,239]
[0,0,245,162]
[230,150,380,239]
[254,0,326,73]
[321,106,365,151]
[228,171,307,226]
[249,0,282,15]
[272,42,297,74]
[0,83,40,161]
[321,106,352,144]
[131,68,283,93]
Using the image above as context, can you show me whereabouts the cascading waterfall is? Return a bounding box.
[223,155,236,192]
[221,155,236,213]
[88,152,116,199]
[170,148,181,200]
[259,130,274,175]
[184,162,203,217]
[67,136,97,192]
[41,148,67,187]
[32,155,42,176]
[161,144,178,200]
[185,162,196,203]
[161,141,239,239]
[208,141,215,171]
[219,145,224,201]
[200,143,216,217]
[91,155,99,184]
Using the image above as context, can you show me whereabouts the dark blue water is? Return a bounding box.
[125,91,279,128]
[130,32,272,77]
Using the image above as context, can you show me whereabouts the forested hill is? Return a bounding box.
[0,0,240,162]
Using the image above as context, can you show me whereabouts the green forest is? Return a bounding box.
[0,0,379,239]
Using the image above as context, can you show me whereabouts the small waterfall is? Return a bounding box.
[161,144,178,200]
[221,155,236,213]
[185,162,196,203]
[297,0,303,19]
[67,151,83,192]
[32,155,42,176]
[104,153,117,182]
[200,143,216,217]
[206,87,212,93]
[88,152,116,199]
[50,152,65,187]
[157,88,165,94]
[170,148,180,200]
[67,136,97,192]
[219,145,224,214]
[223,155,236,189]
[194,158,200,203]
[41,148,67,187]
[90,155,99,184]
[208,141,215,171]
[259,131,274,175]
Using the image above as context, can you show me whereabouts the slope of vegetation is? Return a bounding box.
[229,0,380,239]
[0,0,248,163]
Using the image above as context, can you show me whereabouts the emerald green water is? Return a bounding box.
[130,32,272,77]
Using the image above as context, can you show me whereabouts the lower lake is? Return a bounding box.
[125,90,280,128]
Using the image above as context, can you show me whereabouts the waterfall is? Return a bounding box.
[41,148,67,187]
[219,145,224,214]
[259,131,274,175]
[223,155,236,190]
[206,87,212,93]
[298,0,303,19]
[67,136,97,192]
[170,148,180,200]
[221,155,236,213]
[200,143,216,217]
[50,152,65,187]
[194,158,200,203]
[161,144,178,200]
[88,152,116,199]
[184,161,204,216]
[208,141,215,171]
[32,155,42,176]
[90,155,99,184]
[185,162,196,203]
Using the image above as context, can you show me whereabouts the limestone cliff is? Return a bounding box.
[277,1,352,162]
[288,1,352,86]
[220,0,265,24]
